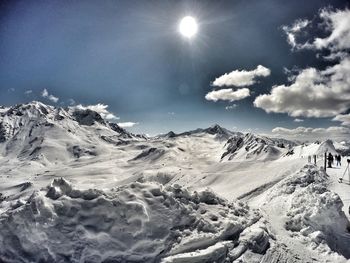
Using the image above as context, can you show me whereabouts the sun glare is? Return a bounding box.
[179,16,198,38]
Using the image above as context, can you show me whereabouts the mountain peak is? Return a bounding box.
[203,124,235,139]
[165,131,177,138]
[72,108,106,126]
[206,124,225,133]
[2,101,55,118]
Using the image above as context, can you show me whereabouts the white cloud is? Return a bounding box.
[68,98,76,106]
[254,59,350,117]
[322,51,348,61]
[41,88,59,103]
[73,103,119,120]
[42,89,49,97]
[255,8,350,118]
[48,95,59,103]
[225,104,238,110]
[117,122,139,128]
[313,8,350,51]
[272,126,313,135]
[294,118,304,122]
[272,126,350,141]
[24,89,32,95]
[282,8,350,52]
[333,113,350,126]
[212,65,271,87]
[282,19,310,49]
[205,88,250,102]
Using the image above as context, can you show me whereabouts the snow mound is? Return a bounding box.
[261,164,350,260]
[0,178,269,263]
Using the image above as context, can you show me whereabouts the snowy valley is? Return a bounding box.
[0,102,349,263]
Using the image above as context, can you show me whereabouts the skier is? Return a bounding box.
[336,154,341,167]
[335,154,338,166]
[327,153,334,168]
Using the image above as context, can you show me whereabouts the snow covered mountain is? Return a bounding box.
[221,133,296,161]
[0,102,298,165]
[0,101,349,262]
[0,101,138,163]
[159,124,240,141]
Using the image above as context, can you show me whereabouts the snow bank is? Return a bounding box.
[0,178,269,262]
[261,164,350,261]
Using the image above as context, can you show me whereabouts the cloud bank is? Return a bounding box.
[333,113,350,126]
[255,8,350,118]
[272,126,350,141]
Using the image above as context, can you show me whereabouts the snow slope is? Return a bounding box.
[0,101,140,164]
[250,164,350,262]
[0,102,349,262]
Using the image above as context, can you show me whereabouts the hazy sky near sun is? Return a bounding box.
[0,0,349,138]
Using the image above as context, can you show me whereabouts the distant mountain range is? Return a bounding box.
[0,101,347,165]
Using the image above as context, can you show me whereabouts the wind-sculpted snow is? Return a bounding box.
[260,164,350,261]
[0,178,270,263]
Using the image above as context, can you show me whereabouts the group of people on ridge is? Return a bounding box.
[327,153,341,168]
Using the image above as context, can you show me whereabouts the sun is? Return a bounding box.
[179,16,198,38]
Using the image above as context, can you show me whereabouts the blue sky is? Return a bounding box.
[1,0,349,138]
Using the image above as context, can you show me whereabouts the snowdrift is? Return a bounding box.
[0,178,269,263]
[259,164,350,262]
